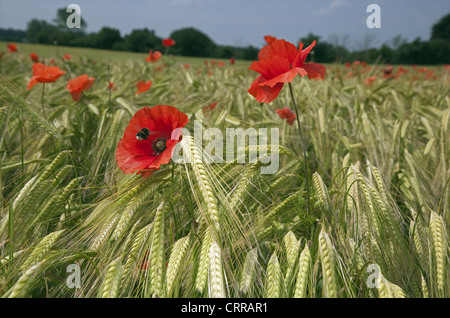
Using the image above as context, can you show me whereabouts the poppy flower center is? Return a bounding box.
[152,137,167,154]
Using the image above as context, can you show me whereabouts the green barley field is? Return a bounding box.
[0,41,449,298]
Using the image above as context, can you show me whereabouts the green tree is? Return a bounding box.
[431,13,450,42]
[169,27,216,57]
[96,27,123,50]
[124,28,161,52]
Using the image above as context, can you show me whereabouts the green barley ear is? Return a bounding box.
[294,244,311,298]
[166,235,190,296]
[100,257,122,298]
[182,135,220,233]
[7,261,45,298]
[264,252,282,298]
[20,230,64,271]
[319,228,337,298]
[429,210,447,297]
[312,172,329,210]
[283,231,299,286]
[239,248,258,295]
[149,202,166,298]
[196,226,213,294]
[208,240,226,298]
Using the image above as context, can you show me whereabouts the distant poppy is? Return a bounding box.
[63,54,72,60]
[27,63,66,90]
[210,60,216,65]
[276,107,296,125]
[7,43,17,52]
[218,61,225,67]
[365,75,376,85]
[184,64,191,69]
[135,80,152,95]
[30,52,39,63]
[264,35,277,45]
[345,62,351,68]
[116,105,189,177]
[204,60,208,66]
[229,57,235,65]
[49,59,56,65]
[66,74,95,101]
[248,39,326,103]
[382,65,393,78]
[108,81,117,91]
[202,102,218,115]
[146,50,162,63]
[162,38,175,47]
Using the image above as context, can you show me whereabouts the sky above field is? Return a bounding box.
[1,0,449,49]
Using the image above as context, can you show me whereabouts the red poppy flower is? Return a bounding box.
[146,50,162,62]
[108,81,117,91]
[365,75,376,85]
[345,62,351,68]
[49,59,56,65]
[7,43,17,52]
[184,64,191,69]
[162,38,175,47]
[116,105,189,177]
[135,80,152,95]
[264,35,277,45]
[63,54,72,60]
[30,52,39,63]
[276,107,296,125]
[66,74,95,101]
[229,57,235,65]
[27,63,66,90]
[218,61,225,67]
[248,39,326,103]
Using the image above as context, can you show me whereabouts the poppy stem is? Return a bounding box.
[287,82,311,215]
[41,82,47,120]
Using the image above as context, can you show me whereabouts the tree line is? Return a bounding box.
[0,8,449,64]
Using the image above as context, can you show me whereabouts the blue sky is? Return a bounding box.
[0,0,449,49]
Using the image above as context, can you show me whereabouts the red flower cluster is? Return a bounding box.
[146,50,162,63]
[162,38,175,47]
[63,54,72,60]
[135,80,152,95]
[248,39,326,103]
[66,74,95,101]
[30,52,39,63]
[276,107,296,125]
[7,43,17,52]
[27,63,66,90]
[116,105,188,177]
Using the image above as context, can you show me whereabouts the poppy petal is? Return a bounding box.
[248,75,284,103]
[258,39,298,65]
[301,63,326,79]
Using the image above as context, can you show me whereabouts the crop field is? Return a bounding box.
[0,41,449,299]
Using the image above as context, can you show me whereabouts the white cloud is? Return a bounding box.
[317,0,350,15]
